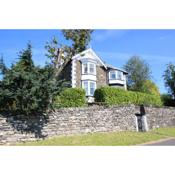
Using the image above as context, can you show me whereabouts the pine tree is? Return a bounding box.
[0,55,7,76]
[0,43,67,114]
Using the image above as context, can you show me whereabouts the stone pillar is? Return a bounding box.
[135,115,139,132]
[142,115,149,132]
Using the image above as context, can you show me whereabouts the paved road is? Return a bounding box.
[143,138,175,146]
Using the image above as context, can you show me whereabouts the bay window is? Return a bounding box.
[117,71,122,80]
[90,81,96,96]
[110,71,116,79]
[89,63,95,74]
[82,62,96,75]
[83,81,88,96]
[109,70,123,80]
[83,63,88,74]
[82,81,96,96]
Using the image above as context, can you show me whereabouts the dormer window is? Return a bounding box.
[82,62,96,75]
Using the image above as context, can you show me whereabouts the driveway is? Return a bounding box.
[141,138,175,146]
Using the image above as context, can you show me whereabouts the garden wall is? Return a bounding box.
[1,105,175,145]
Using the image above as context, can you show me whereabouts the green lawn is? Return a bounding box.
[18,128,175,146]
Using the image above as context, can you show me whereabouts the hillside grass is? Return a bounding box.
[17,128,175,146]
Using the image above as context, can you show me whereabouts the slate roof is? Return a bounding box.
[105,63,128,74]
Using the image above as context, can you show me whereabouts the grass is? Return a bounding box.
[17,127,175,146]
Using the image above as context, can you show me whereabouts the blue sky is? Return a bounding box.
[0,29,175,94]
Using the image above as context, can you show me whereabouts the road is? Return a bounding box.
[143,138,175,146]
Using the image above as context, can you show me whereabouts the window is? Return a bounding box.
[82,81,96,96]
[89,63,95,74]
[82,62,96,75]
[110,71,116,79]
[83,63,88,74]
[90,81,96,96]
[109,70,123,80]
[83,81,89,96]
[117,71,123,80]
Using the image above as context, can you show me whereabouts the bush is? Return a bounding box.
[54,88,86,108]
[94,86,162,107]
[161,94,175,107]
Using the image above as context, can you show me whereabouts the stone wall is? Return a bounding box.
[96,65,107,87]
[0,105,175,145]
[75,60,82,88]
[145,106,175,129]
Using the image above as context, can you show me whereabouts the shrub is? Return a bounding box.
[161,94,175,107]
[140,80,160,96]
[94,86,162,107]
[55,88,86,108]
[134,91,162,106]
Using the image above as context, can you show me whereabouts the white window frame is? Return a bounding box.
[83,63,88,74]
[83,81,89,96]
[89,63,95,74]
[109,71,116,79]
[109,70,123,80]
[82,80,96,96]
[82,62,96,75]
[117,71,123,80]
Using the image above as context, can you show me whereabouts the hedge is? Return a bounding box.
[54,88,86,108]
[94,86,162,107]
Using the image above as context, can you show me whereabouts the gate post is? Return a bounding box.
[142,115,149,132]
[135,105,149,132]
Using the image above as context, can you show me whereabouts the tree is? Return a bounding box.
[45,37,72,77]
[161,93,175,106]
[45,30,93,76]
[0,43,67,114]
[62,29,93,55]
[140,80,160,96]
[1,44,38,112]
[123,56,151,91]
[163,63,175,98]
[0,55,7,76]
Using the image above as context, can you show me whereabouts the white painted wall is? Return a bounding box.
[71,60,76,88]
[108,79,125,85]
[81,74,97,81]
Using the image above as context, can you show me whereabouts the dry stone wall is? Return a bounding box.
[145,107,175,129]
[0,105,175,145]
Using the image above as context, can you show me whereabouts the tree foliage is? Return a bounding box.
[45,37,72,74]
[140,80,160,96]
[123,56,151,91]
[161,94,175,107]
[62,29,93,55]
[163,63,175,98]
[0,55,7,76]
[45,30,93,77]
[0,44,67,114]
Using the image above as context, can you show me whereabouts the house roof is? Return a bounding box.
[72,48,128,74]
[105,64,128,74]
[72,48,107,69]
